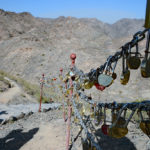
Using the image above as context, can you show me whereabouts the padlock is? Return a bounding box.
[82,102,95,119]
[63,72,70,83]
[140,120,150,136]
[108,107,128,138]
[82,102,92,117]
[82,138,97,150]
[75,82,82,90]
[120,50,130,85]
[108,104,136,138]
[110,60,118,80]
[120,70,130,85]
[112,72,117,80]
[98,56,113,87]
[139,110,150,137]
[111,105,126,126]
[101,107,109,135]
[94,107,104,126]
[141,57,150,77]
[88,140,97,150]
[94,83,105,91]
[82,138,89,150]
[141,29,150,78]
[127,43,141,69]
[73,102,84,124]
[82,80,94,89]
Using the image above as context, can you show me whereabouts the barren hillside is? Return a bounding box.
[0,9,149,102]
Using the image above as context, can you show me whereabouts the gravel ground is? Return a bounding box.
[0,109,150,150]
[0,103,61,121]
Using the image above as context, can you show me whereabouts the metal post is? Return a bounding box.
[144,0,150,28]
[39,74,44,112]
[60,68,66,122]
[66,53,76,150]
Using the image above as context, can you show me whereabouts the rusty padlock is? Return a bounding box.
[120,50,130,85]
[127,43,141,70]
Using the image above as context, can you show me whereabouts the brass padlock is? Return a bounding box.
[83,80,94,89]
[138,110,150,137]
[98,56,113,87]
[108,108,128,138]
[127,44,141,70]
[120,50,130,85]
[108,105,136,138]
[120,70,130,85]
[140,120,150,136]
[141,29,150,78]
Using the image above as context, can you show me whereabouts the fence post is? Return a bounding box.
[39,74,44,112]
[66,53,76,150]
[60,68,66,122]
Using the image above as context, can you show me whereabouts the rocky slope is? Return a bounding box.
[0,9,149,102]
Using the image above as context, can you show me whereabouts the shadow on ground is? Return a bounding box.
[0,111,8,115]
[95,128,137,150]
[0,128,39,150]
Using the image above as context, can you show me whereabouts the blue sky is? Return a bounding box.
[0,0,147,23]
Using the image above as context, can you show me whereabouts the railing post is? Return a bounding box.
[39,74,44,112]
[60,68,66,122]
[66,53,76,150]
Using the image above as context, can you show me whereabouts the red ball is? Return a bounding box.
[101,124,109,135]
[70,53,76,60]
[94,83,105,91]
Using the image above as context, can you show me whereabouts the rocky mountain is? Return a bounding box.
[0,9,149,102]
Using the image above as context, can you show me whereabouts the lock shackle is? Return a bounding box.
[103,106,107,124]
[110,103,128,128]
[139,110,144,121]
[104,56,113,73]
[122,49,128,73]
[128,43,131,54]
[123,109,127,119]
[124,108,136,127]
[110,60,118,74]
[136,42,139,54]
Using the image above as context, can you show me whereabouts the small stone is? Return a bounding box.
[43,108,48,112]
[8,116,17,123]
[47,108,52,111]
[25,111,33,117]
[17,112,25,119]
[1,119,8,125]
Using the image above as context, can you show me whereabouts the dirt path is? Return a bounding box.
[0,77,36,104]
[20,119,67,150]
[0,77,22,104]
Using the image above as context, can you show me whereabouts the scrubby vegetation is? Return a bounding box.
[0,70,60,103]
